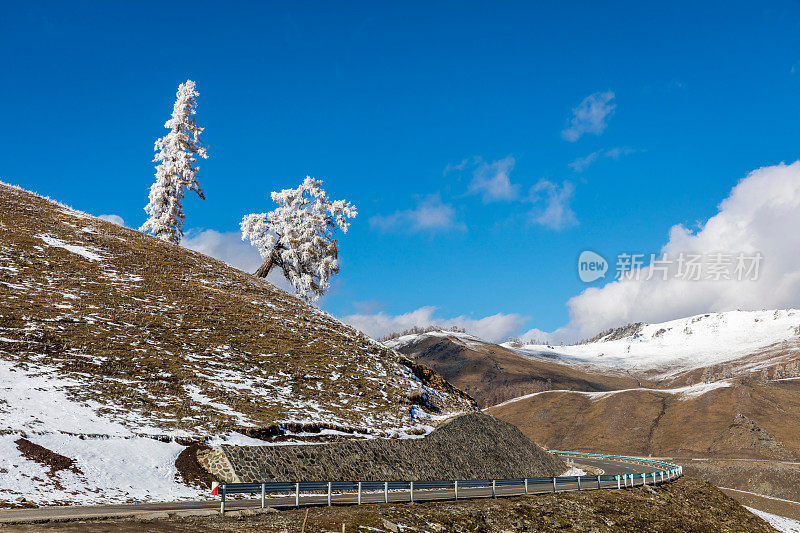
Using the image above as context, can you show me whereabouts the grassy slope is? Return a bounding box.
[0,183,474,440]
[487,380,800,460]
[391,334,643,408]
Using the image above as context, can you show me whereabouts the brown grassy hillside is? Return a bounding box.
[388,333,642,408]
[0,182,474,440]
[488,379,800,460]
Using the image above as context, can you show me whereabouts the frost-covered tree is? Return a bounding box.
[140,80,208,244]
[241,177,357,302]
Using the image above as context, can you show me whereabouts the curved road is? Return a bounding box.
[0,456,669,525]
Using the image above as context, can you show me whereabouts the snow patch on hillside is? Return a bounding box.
[507,309,800,375]
[0,360,168,437]
[491,380,733,409]
[384,330,488,350]
[0,433,206,505]
[38,235,104,262]
[745,507,800,533]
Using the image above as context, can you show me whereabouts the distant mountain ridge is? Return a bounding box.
[389,313,800,463]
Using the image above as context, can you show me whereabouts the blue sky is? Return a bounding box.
[2,1,800,341]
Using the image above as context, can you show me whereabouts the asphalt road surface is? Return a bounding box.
[0,457,666,525]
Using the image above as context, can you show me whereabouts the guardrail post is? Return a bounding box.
[553,477,557,492]
[410,481,414,503]
[492,479,496,498]
[616,476,620,489]
[660,471,664,484]
[597,475,601,490]
[328,482,332,506]
[295,482,300,507]
[524,478,528,494]
[577,476,581,491]
[220,485,226,515]
[261,483,265,508]
[358,481,362,505]
[454,480,458,500]
[385,481,389,503]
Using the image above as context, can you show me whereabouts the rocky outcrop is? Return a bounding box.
[200,413,565,483]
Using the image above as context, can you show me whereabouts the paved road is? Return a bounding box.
[0,457,667,525]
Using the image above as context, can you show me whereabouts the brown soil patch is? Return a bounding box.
[174,442,216,488]
[14,438,80,475]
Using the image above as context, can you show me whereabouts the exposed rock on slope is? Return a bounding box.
[0,182,474,504]
[199,413,565,482]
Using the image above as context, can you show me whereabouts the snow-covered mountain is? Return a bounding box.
[505,310,800,379]
[0,182,474,505]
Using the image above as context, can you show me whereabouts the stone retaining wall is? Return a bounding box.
[200,413,564,483]
[197,446,239,482]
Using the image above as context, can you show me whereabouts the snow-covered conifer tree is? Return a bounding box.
[241,177,357,302]
[140,80,208,244]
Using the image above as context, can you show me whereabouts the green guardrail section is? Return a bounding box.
[550,450,683,481]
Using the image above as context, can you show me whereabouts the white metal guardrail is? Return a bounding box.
[215,451,682,514]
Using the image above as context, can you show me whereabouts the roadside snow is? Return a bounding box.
[561,466,587,476]
[745,507,800,532]
[0,433,207,505]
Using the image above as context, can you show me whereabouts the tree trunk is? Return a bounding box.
[254,247,280,278]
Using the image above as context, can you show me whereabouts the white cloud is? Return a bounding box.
[340,306,528,343]
[181,229,294,292]
[545,160,800,341]
[568,152,601,172]
[370,195,465,233]
[604,146,636,160]
[528,180,578,230]
[97,214,125,226]
[467,156,519,202]
[569,146,637,173]
[561,91,616,142]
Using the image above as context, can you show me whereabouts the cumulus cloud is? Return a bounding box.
[181,229,294,292]
[561,91,616,142]
[467,156,519,202]
[370,195,465,233]
[97,214,125,226]
[539,161,800,342]
[340,306,528,343]
[528,180,578,230]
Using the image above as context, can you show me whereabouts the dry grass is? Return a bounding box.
[393,334,643,408]
[488,380,800,460]
[0,183,474,440]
